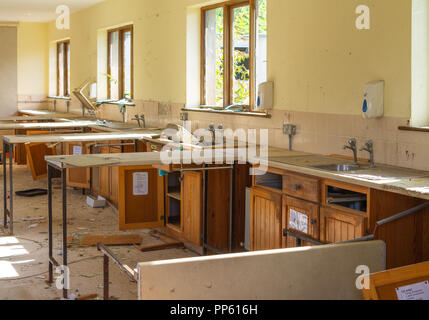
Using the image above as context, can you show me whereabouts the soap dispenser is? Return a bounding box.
[362,80,384,119]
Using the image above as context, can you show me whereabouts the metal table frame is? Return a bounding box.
[46,151,237,298]
[2,133,140,235]
[46,140,140,299]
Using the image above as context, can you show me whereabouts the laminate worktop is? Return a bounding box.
[252,151,429,201]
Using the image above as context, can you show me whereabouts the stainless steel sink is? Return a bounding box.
[310,164,369,172]
[98,121,139,130]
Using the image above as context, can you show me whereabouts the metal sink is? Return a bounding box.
[98,121,139,130]
[310,164,369,172]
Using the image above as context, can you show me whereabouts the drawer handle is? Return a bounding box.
[294,184,301,191]
[311,218,317,225]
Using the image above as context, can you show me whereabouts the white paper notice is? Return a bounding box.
[133,172,149,196]
[73,146,83,155]
[396,281,429,300]
[289,209,309,234]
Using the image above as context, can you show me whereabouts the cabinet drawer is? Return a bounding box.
[283,173,320,203]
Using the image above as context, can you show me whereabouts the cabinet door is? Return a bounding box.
[181,171,203,245]
[25,143,57,180]
[320,207,366,243]
[283,196,320,248]
[206,168,232,252]
[118,166,164,230]
[66,142,91,189]
[96,144,111,198]
[250,187,282,251]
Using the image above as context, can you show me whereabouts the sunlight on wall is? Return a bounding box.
[411,0,429,127]
[186,6,201,107]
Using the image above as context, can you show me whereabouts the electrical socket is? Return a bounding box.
[283,124,297,136]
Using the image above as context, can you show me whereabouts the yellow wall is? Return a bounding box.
[17,22,49,97]
[46,0,412,118]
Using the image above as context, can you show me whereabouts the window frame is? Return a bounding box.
[56,40,70,97]
[201,0,257,109]
[107,25,134,100]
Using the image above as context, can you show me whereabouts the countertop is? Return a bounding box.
[24,110,429,201]
[251,151,429,201]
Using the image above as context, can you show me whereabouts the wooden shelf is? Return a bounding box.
[167,192,181,201]
[167,187,181,201]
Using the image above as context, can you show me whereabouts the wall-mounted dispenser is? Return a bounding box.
[362,80,384,119]
[257,81,274,111]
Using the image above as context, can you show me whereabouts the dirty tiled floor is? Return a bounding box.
[0,164,196,300]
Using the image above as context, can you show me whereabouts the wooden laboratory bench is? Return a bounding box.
[249,160,429,269]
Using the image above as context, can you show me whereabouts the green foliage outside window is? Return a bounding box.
[214,0,267,106]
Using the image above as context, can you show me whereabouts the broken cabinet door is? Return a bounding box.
[118,166,165,230]
[25,142,57,180]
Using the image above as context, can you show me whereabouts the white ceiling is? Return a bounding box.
[0,0,106,22]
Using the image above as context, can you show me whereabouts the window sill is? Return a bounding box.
[48,96,71,100]
[398,126,429,133]
[183,107,271,118]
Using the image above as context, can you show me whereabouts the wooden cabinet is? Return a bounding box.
[14,129,27,165]
[181,171,203,245]
[118,166,164,230]
[14,129,52,166]
[250,187,282,251]
[92,139,139,206]
[319,206,366,243]
[65,142,91,189]
[283,196,319,248]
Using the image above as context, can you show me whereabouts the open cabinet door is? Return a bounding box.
[181,171,203,245]
[14,130,51,165]
[65,142,91,189]
[118,166,165,230]
[25,142,57,180]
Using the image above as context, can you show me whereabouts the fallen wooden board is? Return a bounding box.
[76,294,98,301]
[67,234,142,247]
[134,230,184,252]
[136,242,184,252]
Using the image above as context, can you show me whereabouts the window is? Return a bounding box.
[201,0,267,110]
[107,25,133,100]
[57,40,70,97]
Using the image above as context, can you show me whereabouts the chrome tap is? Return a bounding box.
[360,140,375,168]
[208,123,216,145]
[343,138,358,164]
[132,115,146,128]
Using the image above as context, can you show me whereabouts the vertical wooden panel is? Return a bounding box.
[320,207,365,243]
[118,166,164,230]
[250,188,282,251]
[66,142,91,189]
[182,171,203,245]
